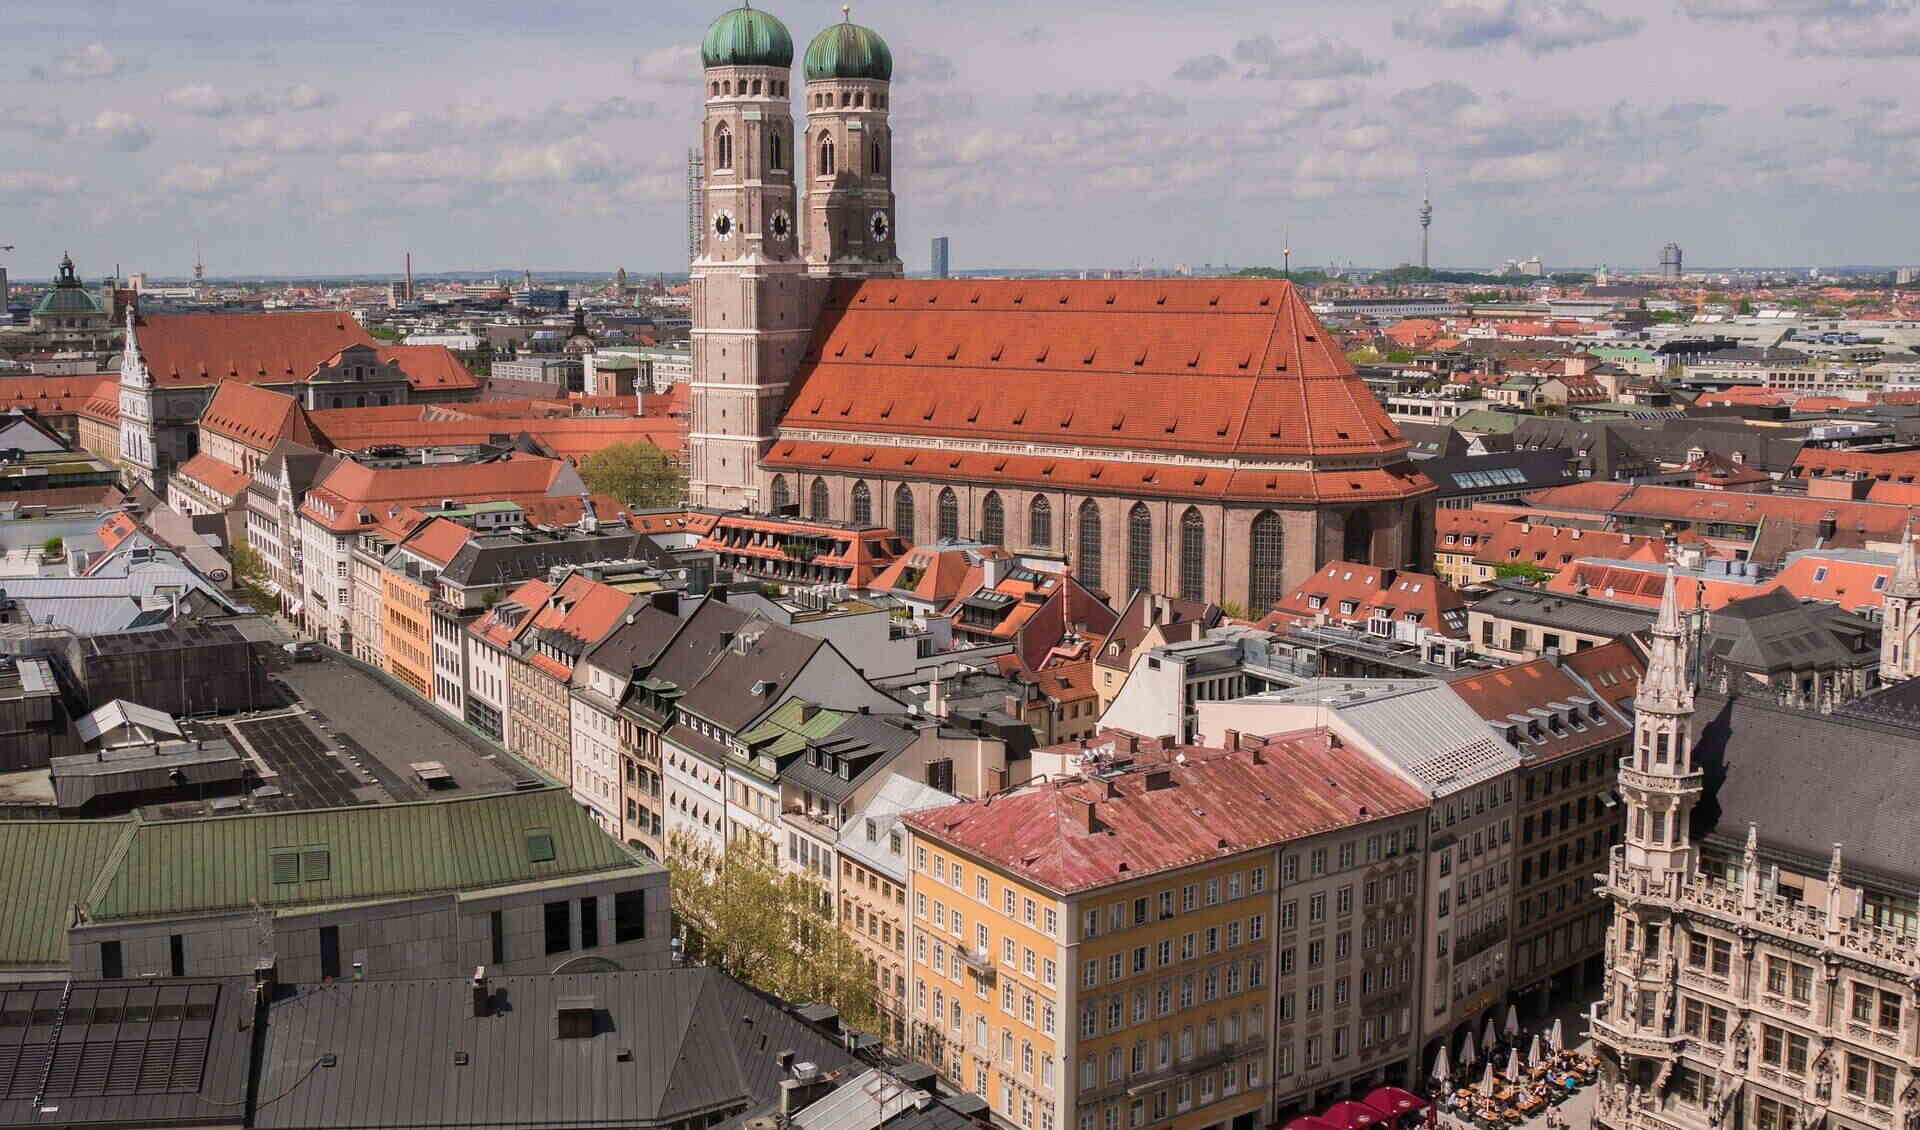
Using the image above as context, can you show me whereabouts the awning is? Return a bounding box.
[1362,1087,1430,1118]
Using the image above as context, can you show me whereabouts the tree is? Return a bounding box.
[1494,561,1553,583]
[367,325,402,342]
[577,442,687,508]
[667,830,880,1034]
[228,539,275,611]
[42,536,63,557]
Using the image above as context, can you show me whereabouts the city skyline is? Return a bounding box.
[4,0,1920,277]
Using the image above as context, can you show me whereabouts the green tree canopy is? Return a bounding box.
[667,831,880,1035]
[577,442,686,509]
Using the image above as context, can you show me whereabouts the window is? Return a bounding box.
[715,123,733,170]
[770,128,785,171]
[769,476,791,513]
[810,478,830,519]
[1078,500,1104,590]
[1127,504,1152,596]
[819,135,835,176]
[1030,496,1052,548]
[1249,511,1284,610]
[894,485,915,541]
[850,481,873,526]
[101,940,123,980]
[1755,1097,1797,1130]
[982,492,1005,546]
[169,933,185,978]
[1179,509,1205,601]
[545,900,572,954]
[580,896,599,949]
[319,925,341,980]
[939,488,960,540]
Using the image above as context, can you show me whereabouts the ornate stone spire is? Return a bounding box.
[1642,566,1694,713]
[1741,822,1760,907]
[1892,520,1920,598]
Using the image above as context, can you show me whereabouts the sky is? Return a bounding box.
[4,0,1920,279]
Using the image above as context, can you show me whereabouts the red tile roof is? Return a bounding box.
[0,375,114,416]
[776,280,1430,479]
[520,573,638,681]
[470,578,553,650]
[698,514,904,587]
[174,453,252,502]
[1544,560,1763,611]
[396,517,475,567]
[97,512,139,550]
[197,380,328,450]
[132,311,374,388]
[1449,657,1631,764]
[1524,481,1916,541]
[765,441,1432,504]
[868,544,1008,603]
[1768,551,1894,612]
[306,406,686,460]
[1092,592,1219,676]
[375,345,479,391]
[1559,638,1643,713]
[1792,447,1920,483]
[1261,561,1468,637]
[298,453,574,533]
[904,728,1427,895]
[1474,520,1671,573]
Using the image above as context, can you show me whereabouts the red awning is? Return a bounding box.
[1323,1101,1387,1130]
[1285,1117,1345,1130]
[1362,1087,1431,1117]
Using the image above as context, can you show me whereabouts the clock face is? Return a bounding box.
[712,210,735,241]
[770,209,792,241]
[870,210,890,242]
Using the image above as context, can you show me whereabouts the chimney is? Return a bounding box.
[1378,568,1396,591]
[1224,728,1240,750]
[650,590,680,616]
[1144,769,1174,792]
[1067,794,1099,832]
[471,967,490,1018]
[800,701,820,723]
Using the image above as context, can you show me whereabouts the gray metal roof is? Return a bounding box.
[1247,678,1522,795]
[0,977,256,1126]
[50,739,246,809]
[1705,589,1877,674]
[250,968,862,1130]
[779,714,921,803]
[1469,582,1655,638]
[76,699,181,744]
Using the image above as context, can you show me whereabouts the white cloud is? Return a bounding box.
[632,45,700,83]
[167,85,233,116]
[1393,0,1641,53]
[1233,34,1384,79]
[32,42,133,80]
[167,83,337,117]
[0,171,84,200]
[157,160,268,196]
[90,110,152,152]
[1173,54,1231,81]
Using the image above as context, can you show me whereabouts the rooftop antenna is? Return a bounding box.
[1418,176,1433,272]
[1283,232,1291,282]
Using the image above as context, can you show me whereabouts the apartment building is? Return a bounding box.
[1196,679,1524,1079]
[243,440,335,619]
[839,775,957,1046]
[901,730,1429,1130]
[1451,650,1634,1018]
[570,595,688,855]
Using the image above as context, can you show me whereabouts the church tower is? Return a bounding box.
[801,9,901,279]
[687,4,814,510]
[1622,566,1704,882]
[117,305,160,489]
[1880,522,1920,683]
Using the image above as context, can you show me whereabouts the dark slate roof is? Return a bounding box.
[582,602,684,681]
[778,713,922,803]
[440,529,669,589]
[673,618,824,731]
[1398,422,1468,459]
[1470,581,1655,638]
[251,968,865,1130]
[1628,421,1805,474]
[1704,590,1877,674]
[0,977,256,1127]
[1418,449,1579,498]
[1692,692,1920,886]
[1507,417,1647,478]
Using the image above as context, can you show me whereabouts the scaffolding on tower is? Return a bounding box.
[687,148,705,263]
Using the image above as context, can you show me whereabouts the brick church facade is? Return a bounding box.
[686,7,1436,610]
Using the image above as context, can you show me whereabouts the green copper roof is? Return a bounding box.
[0,820,132,970]
[804,19,893,81]
[702,6,795,69]
[33,285,105,317]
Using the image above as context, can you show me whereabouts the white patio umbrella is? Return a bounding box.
[1480,1062,1496,1098]
[1507,1048,1520,1080]
[1461,1029,1478,1066]
[1505,1004,1521,1037]
[1549,1018,1565,1050]
[1483,1017,1498,1051]
[1529,1034,1544,1066]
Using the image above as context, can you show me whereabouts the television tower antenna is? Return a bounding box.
[1283,232,1291,281]
[1418,177,1433,271]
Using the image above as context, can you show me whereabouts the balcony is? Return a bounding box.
[1617,766,1704,796]
[1590,1010,1685,1059]
[952,945,996,979]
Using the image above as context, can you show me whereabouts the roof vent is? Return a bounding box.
[555,996,598,1040]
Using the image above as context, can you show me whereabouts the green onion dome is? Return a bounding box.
[803,16,893,81]
[702,6,795,69]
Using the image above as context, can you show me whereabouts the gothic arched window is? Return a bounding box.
[769,475,790,513]
[715,124,733,171]
[770,129,785,172]
[938,488,959,541]
[819,136,836,176]
[810,478,829,520]
[871,142,883,176]
[981,492,1005,547]
[851,481,872,527]
[1077,500,1104,591]
[1179,508,1206,602]
[1344,509,1374,564]
[893,484,914,541]
[1250,511,1285,611]
[1029,496,1052,548]
[1127,503,1152,597]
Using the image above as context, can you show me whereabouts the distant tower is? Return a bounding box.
[802,6,901,279]
[1418,187,1433,271]
[1882,523,1920,683]
[192,249,206,289]
[931,236,949,279]
[404,252,415,302]
[1661,242,1683,280]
